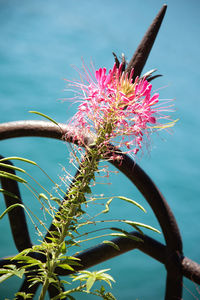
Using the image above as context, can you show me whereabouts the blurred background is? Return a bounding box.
[0,0,200,299]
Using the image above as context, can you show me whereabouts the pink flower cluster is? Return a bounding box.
[68,63,170,156]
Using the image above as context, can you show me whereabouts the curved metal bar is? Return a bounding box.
[0,155,32,252]
[0,121,183,248]
[111,153,183,251]
[0,5,185,298]
[0,120,72,141]
[1,232,200,285]
[110,153,183,299]
[182,257,200,285]
[0,120,184,299]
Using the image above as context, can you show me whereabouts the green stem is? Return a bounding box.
[39,277,49,300]
[38,144,102,299]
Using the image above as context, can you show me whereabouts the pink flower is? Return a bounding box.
[66,63,174,156]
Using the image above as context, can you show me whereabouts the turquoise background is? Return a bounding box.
[0,0,200,299]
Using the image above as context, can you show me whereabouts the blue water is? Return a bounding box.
[0,0,200,299]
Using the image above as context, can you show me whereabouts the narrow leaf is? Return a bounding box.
[57,264,74,271]
[109,232,143,242]
[2,264,16,270]
[38,193,49,201]
[13,268,25,278]
[124,221,160,233]
[96,269,111,275]
[0,204,24,220]
[116,196,146,212]
[0,171,27,183]
[17,256,42,265]
[102,240,120,251]
[0,189,19,199]
[29,111,59,126]
[0,162,25,173]
[72,274,88,282]
[86,275,96,292]
[61,256,81,261]
[0,156,37,166]
[0,273,13,283]
[11,248,33,261]
[15,292,33,299]
[102,198,113,213]
[60,241,66,254]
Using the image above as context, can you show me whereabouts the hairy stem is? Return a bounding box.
[39,142,102,299]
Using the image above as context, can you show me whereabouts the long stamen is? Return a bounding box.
[66,62,175,157]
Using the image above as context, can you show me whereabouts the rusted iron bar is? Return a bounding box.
[111,154,183,252]
[0,120,68,141]
[182,257,200,285]
[0,121,183,248]
[0,120,93,146]
[0,120,185,299]
[1,232,200,285]
[0,5,188,298]
[111,151,183,299]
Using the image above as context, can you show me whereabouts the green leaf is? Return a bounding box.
[38,193,48,201]
[0,189,19,199]
[124,221,160,233]
[72,274,88,282]
[61,256,80,261]
[0,156,37,166]
[60,241,66,254]
[95,269,115,288]
[116,196,146,212]
[50,196,62,205]
[73,269,115,292]
[58,256,82,267]
[2,264,17,270]
[0,162,25,173]
[102,198,113,213]
[96,269,111,275]
[110,227,127,234]
[0,267,25,282]
[11,248,33,260]
[0,171,27,183]
[102,240,120,251]
[0,204,24,220]
[17,256,42,266]
[109,232,143,242]
[0,272,13,283]
[14,292,33,299]
[60,279,71,285]
[0,268,13,274]
[57,264,74,271]
[48,278,58,284]
[13,268,25,278]
[86,274,96,292]
[28,278,43,288]
[29,111,59,127]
